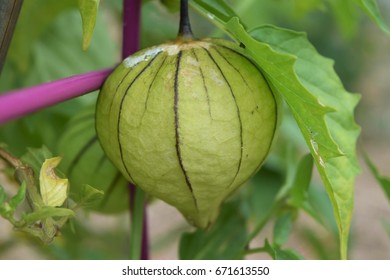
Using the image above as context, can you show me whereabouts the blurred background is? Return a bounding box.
[0,0,390,259]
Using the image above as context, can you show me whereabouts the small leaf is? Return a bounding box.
[289,154,314,206]
[23,206,75,224]
[73,184,104,208]
[39,157,69,207]
[78,0,100,50]
[353,0,390,35]
[287,154,324,225]
[9,181,27,209]
[263,239,303,260]
[364,153,390,202]
[273,212,294,247]
[179,200,247,260]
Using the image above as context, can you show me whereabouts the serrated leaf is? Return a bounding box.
[364,153,390,202]
[192,3,361,259]
[179,200,247,260]
[23,206,75,224]
[247,25,360,259]
[78,0,100,50]
[9,181,26,209]
[353,0,390,35]
[39,157,69,207]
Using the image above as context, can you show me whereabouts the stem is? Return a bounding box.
[123,0,148,260]
[122,0,141,58]
[129,186,145,260]
[178,0,193,39]
[0,147,42,210]
[0,68,112,124]
[0,0,23,74]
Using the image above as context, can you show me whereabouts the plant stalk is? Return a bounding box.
[122,0,141,58]
[129,186,146,260]
[178,0,193,39]
[122,0,148,260]
[0,68,111,124]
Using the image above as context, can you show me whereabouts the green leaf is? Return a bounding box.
[57,106,128,213]
[288,154,313,205]
[273,212,294,247]
[328,0,359,37]
[353,0,390,35]
[242,166,283,225]
[23,206,75,224]
[364,154,390,202]
[73,184,104,208]
[275,150,313,202]
[246,24,361,260]
[263,239,303,260]
[78,0,100,50]
[9,181,27,209]
[5,0,78,73]
[285,154,324,225]
[179,200,247,260]
[192,4,361,259]
[21,146,53,175]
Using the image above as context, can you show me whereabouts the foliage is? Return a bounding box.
[0,0,389,260]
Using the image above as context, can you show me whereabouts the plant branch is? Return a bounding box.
[0,68,112,124]
[129,186,146,260]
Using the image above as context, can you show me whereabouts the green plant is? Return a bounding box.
[0,0,389,260]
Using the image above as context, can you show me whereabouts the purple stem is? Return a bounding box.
[122,0,141,59]
[123,0,148,260]
[0,68,112,124]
